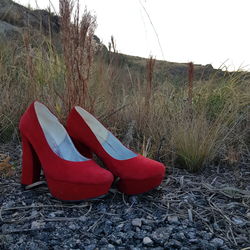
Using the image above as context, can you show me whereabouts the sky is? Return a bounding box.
[17,0,250,71]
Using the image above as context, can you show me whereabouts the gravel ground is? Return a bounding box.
[0,142,250,250]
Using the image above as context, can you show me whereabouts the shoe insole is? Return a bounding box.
[35,102,88,162]
[101,132,137,160]
[75,106,137,160]
[45,130,88,162]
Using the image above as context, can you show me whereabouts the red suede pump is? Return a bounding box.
[19,101,114,201]
[66,106,166,195]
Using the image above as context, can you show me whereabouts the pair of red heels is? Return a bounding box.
[19,101,165,201]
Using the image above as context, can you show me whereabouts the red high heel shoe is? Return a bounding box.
[19,101,114,201]
[66,107,166,195]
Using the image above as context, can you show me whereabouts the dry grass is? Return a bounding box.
[113,70,249,171]
[59,0,96,117]
[0,0,249,172]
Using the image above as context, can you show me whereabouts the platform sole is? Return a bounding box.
[44,177,111,201]
[117,174,163,195]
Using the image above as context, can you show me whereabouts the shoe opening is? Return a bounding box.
[34,102,88,162]
[75,106,137,160]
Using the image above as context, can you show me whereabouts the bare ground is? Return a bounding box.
[0,141,249,250]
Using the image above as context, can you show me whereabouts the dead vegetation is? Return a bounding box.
[0,0,249,173]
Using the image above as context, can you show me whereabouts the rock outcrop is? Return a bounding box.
[0,19,20,39]
[0,0,59,40]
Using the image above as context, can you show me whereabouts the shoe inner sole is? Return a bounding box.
[35,102,88,162]
[75,106,137,160]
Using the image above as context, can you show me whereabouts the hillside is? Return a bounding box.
[118,53,223,84]
[0,0,230,84]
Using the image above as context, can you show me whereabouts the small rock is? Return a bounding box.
[202,232,213,241]
[187,231,196,239]
[4,201,15,208]
[17,238,24,244]
[31,221,45,230]
[246,212,250,219]
[173,232,185,241]
[134,230,147,239]
[189,238,198,243]
[79,215,87,222]
[141,225,152,231]
[151,227,170,245]
[104,221,113,234]
[220,245,231,250]
[48,212,56,218]
[132,218,142,227]
[1,224,11,234]
[168,239,182,248]
[12,212,19,217]
[26,241,46,250]
[109,234,119,245]
[54,210,64,216]
[1,235,13,245]
[126,231,135,239]
[178,232,186,240]
[129,196,139,204]
[123,223,132,232]
[99,237,109,245]
[31,210,38,217]
[213,222,220,230]
[116,223,124,229]
[84,239,92,245]
[210,238,224,248]
[107,244,115,249]
[68,223,77,230]
[232,217,246,226]
[142,218,154,225]
[143,236,153,246]
[115,239,122,245]
[85,244,96,250]
[199,240,209,249]
[167,215,179,224]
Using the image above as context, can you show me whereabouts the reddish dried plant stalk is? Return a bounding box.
[145,56,156,112]
[188,62,194,107]
[59,0,96,115]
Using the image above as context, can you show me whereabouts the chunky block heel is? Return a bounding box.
[21,134,41,186]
